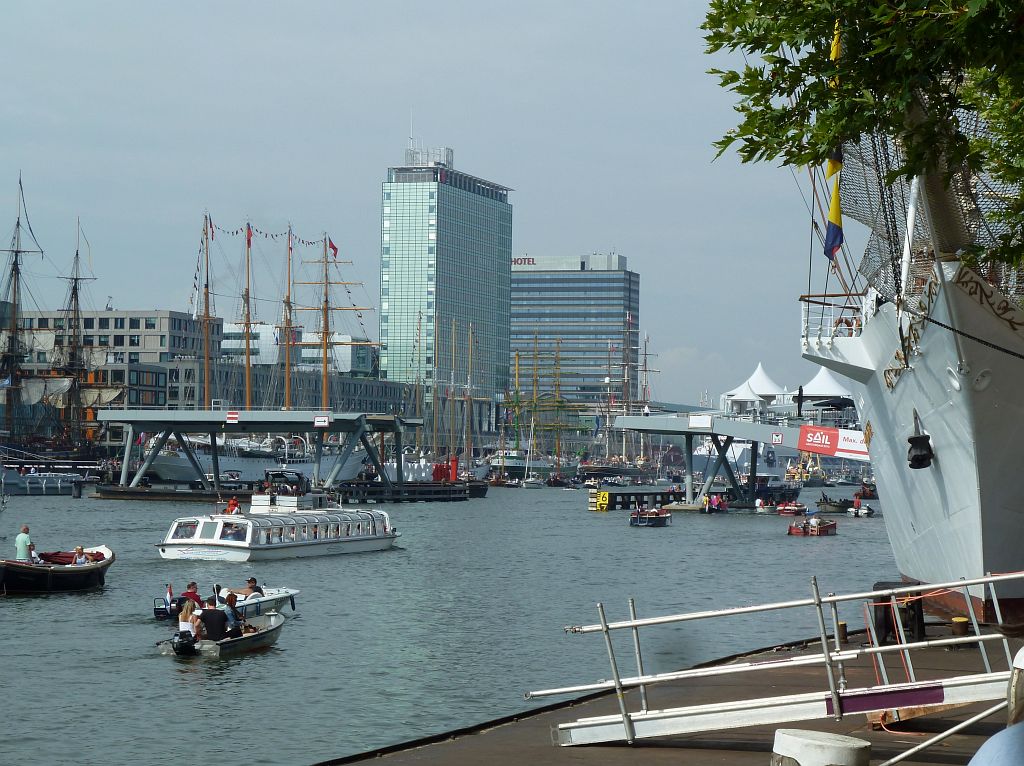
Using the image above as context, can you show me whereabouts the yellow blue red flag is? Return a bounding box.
[824,177,843,260]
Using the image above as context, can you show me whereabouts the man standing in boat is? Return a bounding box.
[14,525,32,561]
[196,596,228,641]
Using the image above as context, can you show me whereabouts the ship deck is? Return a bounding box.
[317,622,1020,765]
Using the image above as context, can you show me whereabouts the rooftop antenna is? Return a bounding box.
[105,296,113,311]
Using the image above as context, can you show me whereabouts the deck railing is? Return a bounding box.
[527,570,1024,762]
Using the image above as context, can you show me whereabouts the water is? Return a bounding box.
[3,484,895,765]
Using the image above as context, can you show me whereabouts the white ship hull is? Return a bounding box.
[805,263,1024,611]
[148,450,364,484]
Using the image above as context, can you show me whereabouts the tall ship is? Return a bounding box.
[1,180,124,471]
[800,109,1024,616]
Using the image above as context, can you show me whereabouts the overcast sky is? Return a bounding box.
[1,1,840,404]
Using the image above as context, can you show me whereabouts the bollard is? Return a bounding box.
[837,621,848,645]
[72,481,83,499]
[771,729,871,766]
[951,616,969,636]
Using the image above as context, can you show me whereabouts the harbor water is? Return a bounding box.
[4,484,895,765]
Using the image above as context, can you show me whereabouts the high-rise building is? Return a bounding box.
[379,146,512,447]
[510,253,640,409]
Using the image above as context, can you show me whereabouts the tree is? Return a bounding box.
[703,1,1024,262]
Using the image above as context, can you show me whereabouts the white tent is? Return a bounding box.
[801,366,852,399]
[724,380,764,416]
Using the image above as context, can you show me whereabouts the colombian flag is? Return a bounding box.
[824,178,843,260]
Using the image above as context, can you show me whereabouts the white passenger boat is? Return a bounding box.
[153,584,300,619]
[0,469,83,496]
[155,495,400,561]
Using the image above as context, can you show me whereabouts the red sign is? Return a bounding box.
[798,425,838,456]
[226,410,239,424]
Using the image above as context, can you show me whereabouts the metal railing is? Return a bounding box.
[527,571,1024,755]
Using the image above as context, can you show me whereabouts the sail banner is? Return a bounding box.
[798,425,869,461]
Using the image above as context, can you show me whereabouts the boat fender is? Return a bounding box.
[289,595,296,611]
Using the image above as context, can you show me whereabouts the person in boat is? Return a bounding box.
[29,543,43,564]
[853,495,862,511]
[229,577,264,599]
[224,593,246,638]
[225,496,240,514]
[180,581,204,608]
[178,599,198,637]
[196,595,229,641]
[15,524,32,561]
[70,546,89,565]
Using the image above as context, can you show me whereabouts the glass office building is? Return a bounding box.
[379,147,512,441]
[510,254,640,409]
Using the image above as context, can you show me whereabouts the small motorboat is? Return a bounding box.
[153,584,299,620]
[776,501,807,516]
[0,545,115,594]
[816,493,854,513]
[629,507,672,527]
[788,518,838,536]
[847,504,876,518]
[158,611,286,658]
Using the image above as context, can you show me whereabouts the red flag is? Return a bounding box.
[328,238,338,259]
[246,223,252,247]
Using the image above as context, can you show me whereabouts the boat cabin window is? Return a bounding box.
[343,523,351,537]
[300,525,308,541]
[199,522,219,540]
[329,523,339,538]
[285,526,296,542]
[260,529,271,545]
[270,527,282,543]
[220,522,246,542]
[311,524,319,540]
[171,521,199,539]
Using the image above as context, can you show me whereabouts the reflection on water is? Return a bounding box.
[3,484,893,764]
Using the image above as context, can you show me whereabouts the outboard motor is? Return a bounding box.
[170,631,198,656]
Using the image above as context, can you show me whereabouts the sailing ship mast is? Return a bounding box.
[1,179,42,439]
[464,322,473,464]
[281,224,294,410]
[201,214,213,409]
[55,226,95,445]
[243,222,254,409]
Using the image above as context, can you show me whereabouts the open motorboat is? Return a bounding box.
[776,501,808,516]
[157,611,286,658]
[787,518,838,537]
[0,545,115,594]
[156,494,400,561]
[847,504,876,518]
[629,507,672,527]
[153,583,299,620]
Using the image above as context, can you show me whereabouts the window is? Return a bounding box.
[36,352,46,363]
[110,369,125,383]
[129,335,140,347]
[98,317,110,329]
[114,317,125,329]
[83,335,95,346]
[98,335,110,346]
[83,317,94,329]
[37,318,48,329]
[171,521,198,539]
[129,318,140,329]
[54,318,64,329]
[128,352,139,364]
[113,335,124,347]
[145,317,157,329]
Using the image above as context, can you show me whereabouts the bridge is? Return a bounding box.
[613,413,868,506]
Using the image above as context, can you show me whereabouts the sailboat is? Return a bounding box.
[520,418,544,488]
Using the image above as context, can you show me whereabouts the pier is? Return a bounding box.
[587,487,683,512]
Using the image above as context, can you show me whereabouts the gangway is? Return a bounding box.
[527,571,1024,763]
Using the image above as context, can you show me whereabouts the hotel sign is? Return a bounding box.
[512,257,536,266]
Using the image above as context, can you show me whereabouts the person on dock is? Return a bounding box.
[196,595,228,641]
[15,525,32,561]
[180,581,204,608]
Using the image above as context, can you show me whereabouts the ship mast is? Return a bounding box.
[201,214,212,409]
[243,222,253,409]
[282,224,294,410]
[321,237,329,409]
[58,225,94,446]
[1,179,43,438]
[464,322,473,463]
[448,318,456,458]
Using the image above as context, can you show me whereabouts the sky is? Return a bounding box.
[1,1,840,405]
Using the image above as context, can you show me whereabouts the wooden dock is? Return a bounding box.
[314,622,1018,765]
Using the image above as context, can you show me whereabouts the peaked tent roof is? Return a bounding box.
[801,366,852,399]
[725,380,762,403]
[725,362,785,400]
